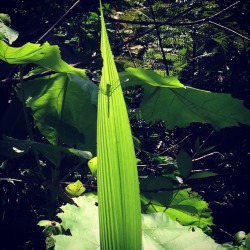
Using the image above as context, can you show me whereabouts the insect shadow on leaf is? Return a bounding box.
[188,226,195,232]
[98,79,128,117]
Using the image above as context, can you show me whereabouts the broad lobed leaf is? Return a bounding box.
[120,68,250,130]
[0,136,92,167]
[141,188,213,233]
[0,40,84,76]
[0,22,19,44]
[17,73,97,153]
[50,195,225,250]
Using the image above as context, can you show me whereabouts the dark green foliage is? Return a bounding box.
[0,0,250,249]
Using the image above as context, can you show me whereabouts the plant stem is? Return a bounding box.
[60,160,85,182]
[19,65,45,180]
[148,0,169,76]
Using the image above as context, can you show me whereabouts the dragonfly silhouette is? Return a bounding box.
[99,79,128,117]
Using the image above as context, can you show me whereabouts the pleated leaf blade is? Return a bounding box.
[97,3,142,249]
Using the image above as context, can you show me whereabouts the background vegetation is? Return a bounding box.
[0,0,250,249]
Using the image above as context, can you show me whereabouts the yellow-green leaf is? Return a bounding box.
[97,2,142,249]
[65,180,86,197]
[0,40,84,77]
[88,156,98,176]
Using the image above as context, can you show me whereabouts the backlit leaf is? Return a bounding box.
[0,21,19,44]
[17,73,97,153]
[141,189,213,233]
[65,180,86,197]
[50,195,224,250]
[0,40,84,76]
[96,3,142,249]
[119,68,250,130]
[88,157,98,176]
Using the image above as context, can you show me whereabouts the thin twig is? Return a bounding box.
[3,0,82,83]
[0,1,242,86]
[105,1,240,27]
[192,131,214,158]
[211,223,234,237]
[36,0,81,43]
[191,28,196,86]
[115,16,137,67]
[60,160,85,182]
[0,178,22,182]
[104,3,201,26]
[209,20,250,41]
[140,185,189,192]
[192,152,224,162]
[159,134,192,155]
[147,0,169,75]
[2,69,55,85]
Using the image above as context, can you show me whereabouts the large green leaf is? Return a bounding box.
[168,189,213,232]
[48,195,225,250]
[17,73,97,153]
[141,188,213,233]
[142,212,225,250]
[53,195,100,250]
[120,68,184,88]
[0,14,11,25]
[0,37,97,153]
[0,18,19,44]
[120,68,250,129]
[0,137,92,167]
[0,40,84,76]
[97,3,141,249]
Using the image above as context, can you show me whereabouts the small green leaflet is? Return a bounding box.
[88,156,98,176]
[65,180,86,197]
[177,149,193,178]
